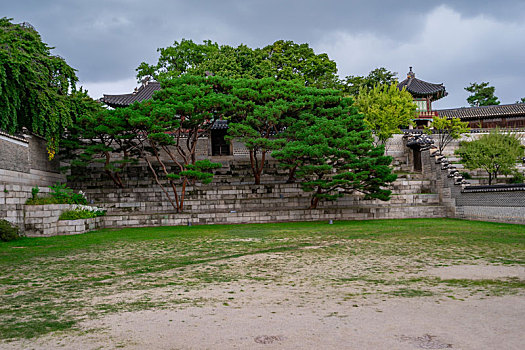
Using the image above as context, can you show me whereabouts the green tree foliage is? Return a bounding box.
[61,89,136,188]
[272,97,396,209]
[465,82,500,107]
[136,39,339,88]
[68,76,225,212]
[425,116,470,155]
[355,83,416,146]
[455,130,524,185]
[342,68,397,97]
[516,97,525,104]
[0,18,78,156]
[225,78,337,184]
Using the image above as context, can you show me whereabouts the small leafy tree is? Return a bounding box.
[273,97,396,209]
[456,130,524,185]
[355,83,416,147]
[465,82,500,107]
[425,116,469,155]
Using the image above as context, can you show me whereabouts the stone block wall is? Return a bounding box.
[1,132,66,227]
[23,204,103,236]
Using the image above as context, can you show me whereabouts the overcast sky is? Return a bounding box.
[3,0,525,109]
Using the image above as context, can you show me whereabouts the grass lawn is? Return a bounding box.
[1,218,524,341]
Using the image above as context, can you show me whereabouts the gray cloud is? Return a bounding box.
[3,1,525,106]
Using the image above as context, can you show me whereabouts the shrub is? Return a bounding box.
[460,172,472,180]
[0,220,20,242]
[26,184,88,205]
[59,206,106,220]
[50,183,87,205]
[31,186,40,200]
[509,171,524,184]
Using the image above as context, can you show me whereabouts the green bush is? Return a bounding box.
[460,172,472,180]
[509,171,524,184]
[31,186,40,200]
[0,219,20,242]
[59,208,106,220]
[50,183,87,205]
[26,184,88,205]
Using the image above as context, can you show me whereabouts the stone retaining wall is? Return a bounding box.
[101,205,445,228]
[23,204,103,236]
[1,132,66,228]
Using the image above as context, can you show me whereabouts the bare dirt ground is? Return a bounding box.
[3,260,524,350]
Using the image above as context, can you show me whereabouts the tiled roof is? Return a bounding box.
[397,77,447,99]
[0,129,28,143]
[436,103,525,120]
[100,81,161,108]
[397,67,447,101]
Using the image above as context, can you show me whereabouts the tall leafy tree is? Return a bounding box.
[273,97,396,209]
[136,39,339,88]
[0,17,78,157]
[465,82,500,107]
[342,68,397,97]
[355,83,416,147]
[456,130,524,185]
[424,116,470,155]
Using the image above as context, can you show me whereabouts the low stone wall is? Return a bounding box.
[81,178,436,215]
[422,150,525,224]
[101,204,446,228]
[23,204,103,236]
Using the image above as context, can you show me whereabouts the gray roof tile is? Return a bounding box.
[100,81,161,107]
[436,103,525,120]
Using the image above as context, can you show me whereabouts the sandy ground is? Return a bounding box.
[2,264,524,350]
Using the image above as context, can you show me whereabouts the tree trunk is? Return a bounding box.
[286,165,298,183]
[309,186,322,209]
[249,149,261,185]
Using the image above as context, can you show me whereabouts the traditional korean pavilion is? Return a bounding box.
[397,67,447,128]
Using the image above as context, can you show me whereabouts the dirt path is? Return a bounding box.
[3,263,524,350]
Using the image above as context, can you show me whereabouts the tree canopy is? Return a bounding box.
[455,130,524,185]
[0,17,79,156]
[136,39,340,88]
[272,96,396,208]
[465,82,500,107]
[342,68,398,97]
[355,83,416,146]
